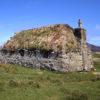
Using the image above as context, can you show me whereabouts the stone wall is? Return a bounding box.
[0,47,93,72]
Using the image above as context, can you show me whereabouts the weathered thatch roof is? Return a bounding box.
[4,24,78,51]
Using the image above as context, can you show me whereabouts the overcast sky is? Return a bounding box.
[0,0,100,46]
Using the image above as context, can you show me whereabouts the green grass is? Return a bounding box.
[93,52,100,58]
[94,61,100,72]
[93,52,100,72]
[0,64,100,100]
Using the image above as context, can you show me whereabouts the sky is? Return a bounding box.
[0,0,100,46]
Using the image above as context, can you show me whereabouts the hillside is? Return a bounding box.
[4,24,78,51]
[87,43,100,52]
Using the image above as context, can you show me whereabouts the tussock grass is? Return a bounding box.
[0,64,100,100]
[60,88,88,100]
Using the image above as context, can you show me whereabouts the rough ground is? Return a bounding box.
[0,64,100,100]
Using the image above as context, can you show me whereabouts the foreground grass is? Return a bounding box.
[0,64,100,100]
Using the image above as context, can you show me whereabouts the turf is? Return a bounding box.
[0,64,100,100]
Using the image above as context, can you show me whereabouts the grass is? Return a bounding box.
[0,63,100,100]
[93,52,100,72]
[94,61,100,72]
[93,52,100,58]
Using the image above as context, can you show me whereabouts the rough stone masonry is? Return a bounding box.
[0,20,94,72]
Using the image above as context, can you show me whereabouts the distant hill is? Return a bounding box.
[87,43,100,52]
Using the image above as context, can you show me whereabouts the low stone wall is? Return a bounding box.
[0,48,93,72]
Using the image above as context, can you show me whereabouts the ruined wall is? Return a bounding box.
[0,47,93,72]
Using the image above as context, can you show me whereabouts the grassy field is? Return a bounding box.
[0,53,100,100]
[93,52,100,72]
